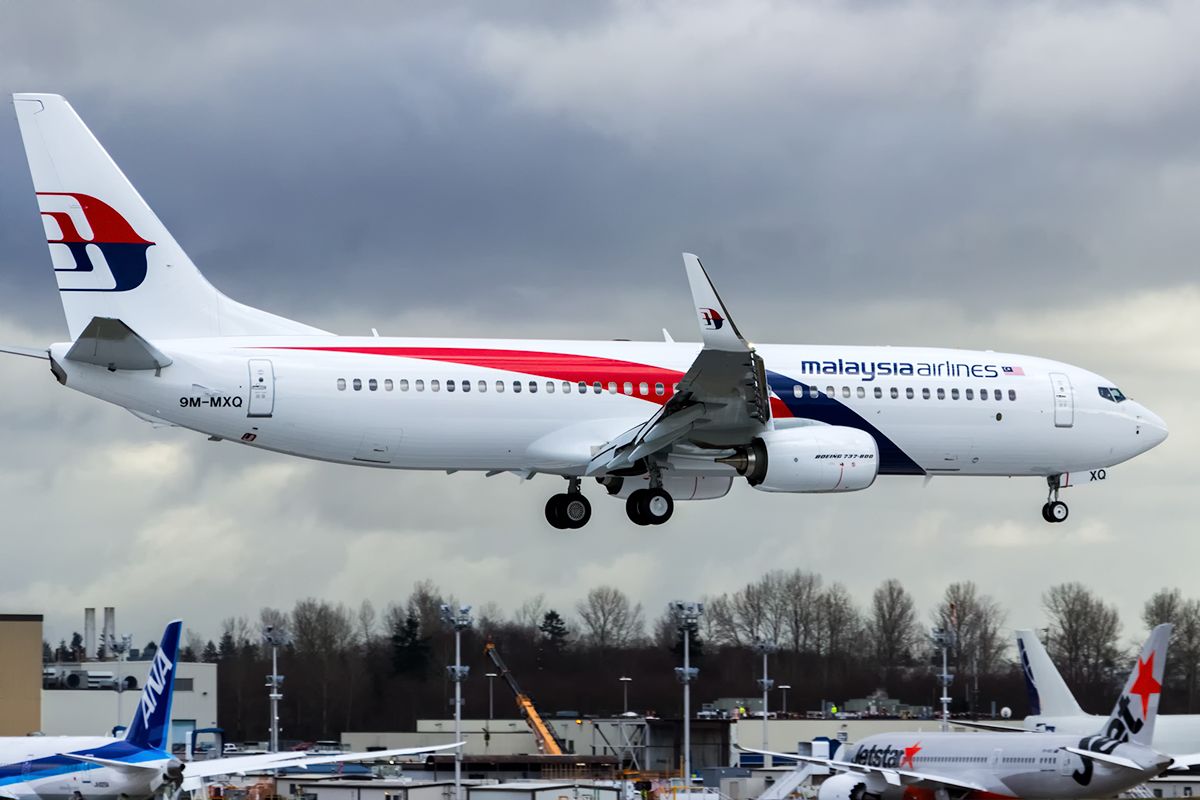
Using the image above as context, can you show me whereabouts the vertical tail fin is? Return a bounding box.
[124,620,182,751]
[12,93,327,341]
[1015,629,1086,718]
[1101,624,1171,746]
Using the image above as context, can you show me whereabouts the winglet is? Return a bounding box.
[682,253,748,352]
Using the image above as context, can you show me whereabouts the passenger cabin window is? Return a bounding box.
[546,381,555,393]
[905,387,914,399]
[562,381,571,394]
[890,387,899,399]
[922,388,931,400]
[579,381,588,394]
[1008,389,1016,401]
[655,383,665,396]
[936,388,945,399]
[965,388,973,400]
[431,379,440,392]
[353,378,362,391]
[399,379,409,391]
[529,381,538,393]
[446,379,455,392]
[951,388,959,400]
[825,386,835,398]
[842,386,850,399]
[337,378,347,391]
[385,379,394,391]
[512,381,522,393]
[608,382,618,394]
[622,381,632,394]
[856,386,865,398]
[993,389,1001,401]
[874,387,882,399]
[368,378,378,391]
[479,380,487,393]
[639,382,649,396]
[593,382,603,394]
[496,380,505,393]
[462,380,470,392]
[415,379,425,392]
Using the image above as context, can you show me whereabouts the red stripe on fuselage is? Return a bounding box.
[264,345,793,417]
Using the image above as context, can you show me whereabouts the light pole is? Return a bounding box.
[931,625,956,732]
[752,639,777,758]
[486,672,498,720]
[671,601,703,793]
[441,604,473,800]
[263,625,289,753]
[778,685,791,716]
[620,676,632,714]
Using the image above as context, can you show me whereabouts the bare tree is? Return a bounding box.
[932,581,1008,705]
[780,570,824,654]
[475,601,506,635]
[818,583,862,659]
[1044,582,1123,701]
[514,594,548,631]
[292,598,359,735]
[867,579,919,673]
[577,586,645,648]
[356,600,377,646]
[1144,589,1200,711]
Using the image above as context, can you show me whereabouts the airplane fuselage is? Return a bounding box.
[0,737,171,800]
[51,337,1167,479]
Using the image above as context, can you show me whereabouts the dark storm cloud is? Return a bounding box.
[0,1,1194,642]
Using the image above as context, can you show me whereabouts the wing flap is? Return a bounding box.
[65,316,172,371]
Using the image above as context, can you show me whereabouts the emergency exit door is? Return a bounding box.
[1050,372,1073,428]
[247,359,275,418]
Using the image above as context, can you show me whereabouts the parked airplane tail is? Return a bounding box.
[11,93,327,342]
[1015,629,1086,717]
[1100,623,1171,747]
[124,620,182,752]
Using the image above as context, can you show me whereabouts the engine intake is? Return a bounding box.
[719,426,879,493]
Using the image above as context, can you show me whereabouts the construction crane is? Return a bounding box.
[483,639,566,755]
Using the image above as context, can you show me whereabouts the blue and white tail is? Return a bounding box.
[12,93,327,341]
[1015,629,1086,717]
[124,620,182,752]
[1099,623,1171,746]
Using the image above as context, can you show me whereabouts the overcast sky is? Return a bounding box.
[0,1,1195,656]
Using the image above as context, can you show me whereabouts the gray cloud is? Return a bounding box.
[0,1,1194,649]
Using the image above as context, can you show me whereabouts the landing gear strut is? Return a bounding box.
[545,477,592,530]
[1042,475,1069,524]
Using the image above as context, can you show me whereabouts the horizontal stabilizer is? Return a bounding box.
[0,345,49,360]
[63,754,162,772]
[1061,747,1142,771]
[66,317,171,371]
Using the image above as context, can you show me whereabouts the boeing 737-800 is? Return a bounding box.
[745,626,1197,800]
[2,94,1168,528]
[0,620,454,800]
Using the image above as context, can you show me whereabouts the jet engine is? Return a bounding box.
[817,774,871,800]
[598,474,733,501]
[718,426,879,493]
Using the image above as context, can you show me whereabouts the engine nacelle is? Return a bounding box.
[598,475,733,501]
[817,773,870,800]
[720,426,879,493]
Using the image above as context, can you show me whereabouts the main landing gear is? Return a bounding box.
[546,478,592,530]
[1042,475,1069,523]
[626,488,674,526]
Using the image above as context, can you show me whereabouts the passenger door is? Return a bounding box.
[247,359,275,418]
[1049,372,1073,428]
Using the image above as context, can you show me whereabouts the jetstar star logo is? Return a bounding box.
[700,307,724,330]
[900,743,921,768]
[1129,652,1162,718]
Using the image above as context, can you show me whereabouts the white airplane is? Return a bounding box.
[747,625,1194,800]
[956,628,1200,758]
[2,94,1169,529]
[0,620,457,800]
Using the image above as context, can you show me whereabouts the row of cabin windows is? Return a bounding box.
[913,755,988,764]
[335,377,677,396]
[794,385,1018,402]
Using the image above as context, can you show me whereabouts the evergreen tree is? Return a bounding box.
[69,632,83,660]
[539,610,570,653]
[142,641,158,661]
[179,646,198,663]
[201,640,220,663]
[391,611,430,676]
[219,631,238,662]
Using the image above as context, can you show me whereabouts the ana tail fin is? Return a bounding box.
[1100,623,1171,746]
[124,620,182,751]
[12,93,327,341]
[1016,629,1086,717]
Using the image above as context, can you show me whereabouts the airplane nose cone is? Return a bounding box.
[1135,405,1169,450]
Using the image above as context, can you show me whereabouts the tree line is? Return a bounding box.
[42,577,1197,743]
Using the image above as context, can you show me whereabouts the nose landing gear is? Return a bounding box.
[1042,475,1069,523]
[545,477,592,530]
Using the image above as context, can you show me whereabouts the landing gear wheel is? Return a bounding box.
[546,493,569,529]
[1041,503,1053,523]
[626,490,651,526]
[643,488,674,525]
[546,492,592,529]
[1047,500,1069,523]
[561,494,592,529]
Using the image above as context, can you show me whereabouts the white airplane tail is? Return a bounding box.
[1101,623,1171,746]
[12,93,327,341]
[1015,628,1086,717]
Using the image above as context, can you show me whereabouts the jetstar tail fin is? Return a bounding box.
[1099,624,1170,746]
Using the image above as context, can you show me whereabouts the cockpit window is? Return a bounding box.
[1098,387,1128,403]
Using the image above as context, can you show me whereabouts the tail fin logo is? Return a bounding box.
[1128,653,1162,718]
[36,193,155,293]
[700,307,725,330]
[139,645,174,728]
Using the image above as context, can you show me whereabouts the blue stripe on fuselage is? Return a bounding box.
[0,741,165,787]
[768,371,925,475]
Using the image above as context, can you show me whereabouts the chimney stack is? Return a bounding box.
[102,607,115,659]
[84,608,96,660]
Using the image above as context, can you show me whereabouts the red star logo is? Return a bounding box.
[1129,652,1162,718]
[901,742,921,769]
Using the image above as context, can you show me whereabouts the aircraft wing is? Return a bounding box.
[737,747,988,793]
[181,743,460,788]
[586,254,771,474]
